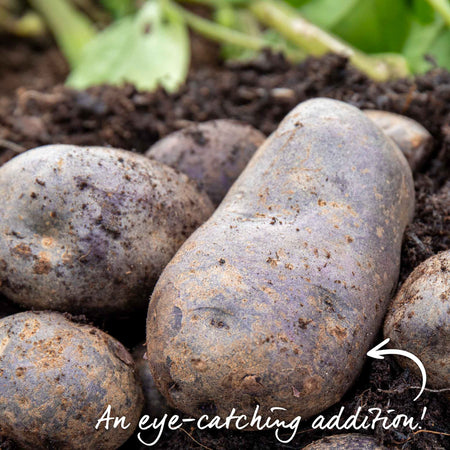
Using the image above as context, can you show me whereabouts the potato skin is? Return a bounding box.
[0,311,143,449]
[0,145,213,317]
[384,250,449,391]
[132,343,171,418]
[303,434,385,449]
[363,110,433,172]
[147,98,414,422]
[146,120,266,205]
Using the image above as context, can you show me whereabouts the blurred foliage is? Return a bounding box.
[68,1,189,91]
[1,0,449,90]
[29,0,96,66]
[285,0,450,73]
[99,0,136,18]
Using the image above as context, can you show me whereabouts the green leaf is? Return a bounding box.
[426,27,450,69]
[214,4,240,29]
[285,0,448,73]
[425,0,450,26]
[299,0,360,29]
[261,29,306,61]
[99,0,135,18]
[283,0,311,7]
[403,14,444,72]
[67,0,190,92]
[215,7,259,59]
[329,0,412,53]
[411,0,436,24]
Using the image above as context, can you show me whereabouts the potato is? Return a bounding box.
[147,98,414,422]
[384,250,449,391]
[0,145,213,317]
[363,110,433,171]
[303,434,385,449]
[146,120,266,205]
[0,311,143,449]
[132,343,171,418]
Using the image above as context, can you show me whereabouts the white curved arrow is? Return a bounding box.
[367,338,427,401]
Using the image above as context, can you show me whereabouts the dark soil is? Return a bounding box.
[0,36,68,98]
[0,36,449,450]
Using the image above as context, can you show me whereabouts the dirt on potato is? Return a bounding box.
[0,36,449,450]
[0,311,144,449]
[146,98,415,424]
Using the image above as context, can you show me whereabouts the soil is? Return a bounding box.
[0,36,449,450]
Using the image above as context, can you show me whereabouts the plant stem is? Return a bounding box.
[29,0,96,67]
[0,0,16,10]
[166,1,276,52]
[426,0,450,26]
[0,7,46,36]
[249,0,409,81]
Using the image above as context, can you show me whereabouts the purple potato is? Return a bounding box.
[384,250,449,392]
[147,98,414,423]
[0,311,143,449]
[364,110,433,171]
[146,120,265,205]
[0,145,213,318]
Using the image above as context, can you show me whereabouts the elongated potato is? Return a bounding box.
[384,250,449,391]
[146,120,266,205]
[147,98,414,422]
[0,145,213,317]
[303,434,385,449]
[0,311,143,449]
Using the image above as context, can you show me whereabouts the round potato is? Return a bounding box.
[0,311,143,449]
[147,98,414,422]
[0,145,213,317]
[363,110,433,172]
[384,250,449,391]
[146,120,266,205]
[303,434,385,449]
[132,343,171,418]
